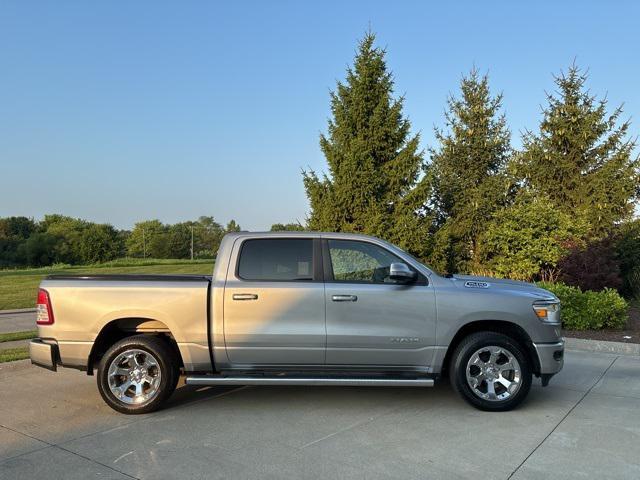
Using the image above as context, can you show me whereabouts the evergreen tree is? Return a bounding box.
[517,64,639,237]
[429,69,513,273]
[303,33,430,258]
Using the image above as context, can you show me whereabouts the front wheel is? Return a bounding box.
[97,335,179,414]
[449,332,532,411]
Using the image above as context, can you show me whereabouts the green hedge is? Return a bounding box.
[537,282,628,330]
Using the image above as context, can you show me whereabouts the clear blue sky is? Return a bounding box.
[1,1,638,230]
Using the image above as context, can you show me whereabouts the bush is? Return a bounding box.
[477,195,588,281]
[615,219,640,298]
[16,233,59,267]
[558,237,622,292]
[537,281,628,330]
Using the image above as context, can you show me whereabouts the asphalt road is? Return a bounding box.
[0,310,35,334]
[1,349,639,480]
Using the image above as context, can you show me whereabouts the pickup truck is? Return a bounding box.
[30,231,564,414]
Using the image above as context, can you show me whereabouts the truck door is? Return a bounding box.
[223,237,325,365]
[323,238,436,366]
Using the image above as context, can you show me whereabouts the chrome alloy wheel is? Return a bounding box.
[107,349,162,405]
[465,346,522,402]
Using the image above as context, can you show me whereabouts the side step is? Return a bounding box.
[185,375,434,387]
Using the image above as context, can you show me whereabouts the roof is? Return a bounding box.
[222,231,383,241]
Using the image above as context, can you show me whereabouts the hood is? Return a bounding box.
[450,274,557,301]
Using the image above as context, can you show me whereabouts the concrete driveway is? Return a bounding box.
[1,349,638,480]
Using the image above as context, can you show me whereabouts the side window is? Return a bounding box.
[328,239,409,284]
[237,239,313,281]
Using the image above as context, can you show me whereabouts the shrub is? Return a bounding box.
[558,237,622,292]
[537,281,628,330]
[615,219,640,298]
[477,195,588,281]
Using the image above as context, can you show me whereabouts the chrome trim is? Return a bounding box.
[186,376,434,387]
[389,262,416,281]
[331,295,358,302]
[232,293,258,301]
[30,339,57,371]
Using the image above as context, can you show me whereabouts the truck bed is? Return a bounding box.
[37,274,213,372]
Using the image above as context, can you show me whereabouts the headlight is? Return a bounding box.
[533,301,561,325]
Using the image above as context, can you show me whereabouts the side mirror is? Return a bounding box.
[389,263,417,283]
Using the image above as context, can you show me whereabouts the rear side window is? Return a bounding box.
[237,239,313,281]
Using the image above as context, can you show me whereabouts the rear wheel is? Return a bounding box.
[449,332,532,411]
[97,335,179,414]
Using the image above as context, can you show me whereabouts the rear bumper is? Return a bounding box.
[532,339,564,375]
[29,339,58,371]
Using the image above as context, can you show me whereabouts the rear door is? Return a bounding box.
[223,237,325,365]
[323,238,436,366]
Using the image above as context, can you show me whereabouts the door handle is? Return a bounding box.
[233,293,258,301]
[332,295,357,302]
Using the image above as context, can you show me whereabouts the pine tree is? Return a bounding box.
[429,69,513,273]
[517,64,639,237]
[303,33,430,257]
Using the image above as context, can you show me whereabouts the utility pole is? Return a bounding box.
[143,228,146,259]
[190,225,194,261]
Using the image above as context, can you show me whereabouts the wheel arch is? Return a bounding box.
[441,320,541,377]
[87,318,184,375]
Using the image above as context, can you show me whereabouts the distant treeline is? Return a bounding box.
[0,215,306,268]
[0,216,204,267]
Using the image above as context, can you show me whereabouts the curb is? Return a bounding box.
[565,337,640,356]
[0,308,36,315]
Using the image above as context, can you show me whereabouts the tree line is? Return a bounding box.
[303,33,640,297]
[0,214,309,267]
[0,215,245,267]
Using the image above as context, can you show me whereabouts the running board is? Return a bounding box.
[185,375,434,387]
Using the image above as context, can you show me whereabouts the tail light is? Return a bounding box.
[36,288,55,325]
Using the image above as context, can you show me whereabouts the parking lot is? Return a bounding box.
[1,349,639,479]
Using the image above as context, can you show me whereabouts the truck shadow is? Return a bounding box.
[164,379,240,409]
[164,376,459,412]
[164,374,555,414]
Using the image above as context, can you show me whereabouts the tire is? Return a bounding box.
[449,331,532,412]
[97,335,179,414]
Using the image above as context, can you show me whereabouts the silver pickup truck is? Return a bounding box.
[30,231,564,414]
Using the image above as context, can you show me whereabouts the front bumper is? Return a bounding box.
[532,339,564,375]
[29,339,58,371]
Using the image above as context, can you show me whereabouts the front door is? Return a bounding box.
[323,238,436,366]
[223,237,325,365]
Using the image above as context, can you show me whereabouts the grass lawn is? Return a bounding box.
[0,347,29,363]
[0,259,214,310]
[0,330,37,342]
